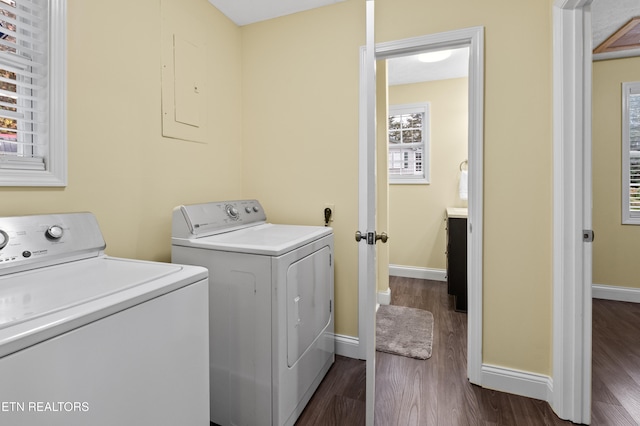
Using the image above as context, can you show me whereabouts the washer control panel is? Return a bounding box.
[173,200,267,238]
[0,213,106,275]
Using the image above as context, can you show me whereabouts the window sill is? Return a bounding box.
[622,216,640,225]
[389,179,430,185]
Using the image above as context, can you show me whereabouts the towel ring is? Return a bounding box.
[459,160,468,171]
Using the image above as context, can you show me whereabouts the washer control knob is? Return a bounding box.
[245,207,252,214]
[46,225,64,240]
[0,230,7,249]
[252,206,259,213]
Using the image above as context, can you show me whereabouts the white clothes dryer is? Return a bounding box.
[0,212,210,426]
[171,200,334,426]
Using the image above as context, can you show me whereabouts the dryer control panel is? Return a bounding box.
[172,200,267,238]
[0,213,106,276]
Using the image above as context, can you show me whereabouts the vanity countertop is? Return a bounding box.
[446,207,468,219]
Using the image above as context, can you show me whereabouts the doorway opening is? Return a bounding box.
[384,47,470,298]
[357,27,485,424]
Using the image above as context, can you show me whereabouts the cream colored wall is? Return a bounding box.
[382,0,554,375]
[241,1,363,337]
[0,0,556,379]
[388,78,468,270]
[0,0,243,262]
[593,56,640,289]
[243,0,554,375]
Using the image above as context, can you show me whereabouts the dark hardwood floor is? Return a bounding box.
[295,355,367,425]
[297,277,640,425]
[591,298,640,425]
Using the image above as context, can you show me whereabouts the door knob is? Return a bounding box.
[355,231,389,244]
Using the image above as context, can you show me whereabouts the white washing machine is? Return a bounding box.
[171,199,334,426]
[0,213,210,426]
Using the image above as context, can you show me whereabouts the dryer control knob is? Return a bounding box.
[46,225,64,240]
[245,207,252,214]
[225,205,240,220]
[0,230,7,249]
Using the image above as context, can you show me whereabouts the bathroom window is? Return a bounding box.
[388,103,430,184]
[622,81,640,224]
[0,0,66,187]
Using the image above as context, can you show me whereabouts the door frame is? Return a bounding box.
[358,1,593,423]
[551,0,593,423]
[357,25,485,387]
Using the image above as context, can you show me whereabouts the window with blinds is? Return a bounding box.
[0,0,46,169]
[622,81,640,224]
[388,103,430,184]
[0,0,66,187]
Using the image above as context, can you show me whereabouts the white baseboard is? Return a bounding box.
[389,264,447,282]
[592,284,640,303]
[377,288,391,305]
[334,334,361,359]
[481,364,553,403]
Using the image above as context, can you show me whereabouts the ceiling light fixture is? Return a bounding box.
[417,50,453,63]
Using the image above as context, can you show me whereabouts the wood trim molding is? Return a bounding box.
[465,26,485,387]
[481,364,553,403]
[481,361,640,426]
[552,0,593,423]
[593,47,640,62]
[389,265,447,281]
[377,288,391,305]
[594,17,640,54]
[334,334,361,360]
[593,284,640,303]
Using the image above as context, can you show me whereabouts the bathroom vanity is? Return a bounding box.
[446,208,467,312]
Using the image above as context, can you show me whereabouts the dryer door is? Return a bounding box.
[286,245,332,367]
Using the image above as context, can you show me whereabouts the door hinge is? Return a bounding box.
[583,229,594,243]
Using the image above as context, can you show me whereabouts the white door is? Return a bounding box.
[357,2,378,425]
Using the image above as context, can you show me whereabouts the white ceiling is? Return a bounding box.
[208,0,639,40]
[387,48,469,86]
[207,0,345,26]
[206,0,640,81]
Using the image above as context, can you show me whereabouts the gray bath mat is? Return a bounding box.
[376,304,434,360]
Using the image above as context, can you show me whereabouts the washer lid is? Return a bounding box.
[173,223,333,256]
[0,256,208,357]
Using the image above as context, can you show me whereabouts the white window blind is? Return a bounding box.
[0,0,47,171]
[388,102,430,184]
[622,82,640,224]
